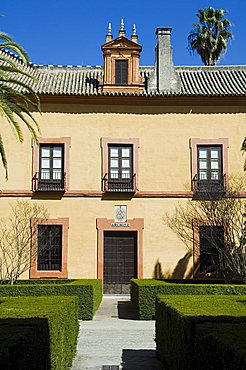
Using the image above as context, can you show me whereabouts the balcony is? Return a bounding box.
[32,172,66,192]
[102,173,136,193]
[192,174,226,200]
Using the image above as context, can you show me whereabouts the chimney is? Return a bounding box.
[106,23,113,43]
[148,27,180,93]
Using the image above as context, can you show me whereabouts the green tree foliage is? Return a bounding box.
[0,33,40,179]
[188,7,233,66]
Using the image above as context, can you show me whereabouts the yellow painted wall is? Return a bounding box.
[0,196,189,279]
[1,104,245,191]
[0,102,245,279]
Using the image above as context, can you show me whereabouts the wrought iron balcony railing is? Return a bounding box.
[102,173,136,193]
[192,174,226,199]
[32,172,66,192]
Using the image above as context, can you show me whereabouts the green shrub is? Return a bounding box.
[0,279,102,320]
[12,279,76,285]
[195,322,246,370]
[0,319,49,369]
[0,296,79,370]
[131,279,246,319]
[156,295,246,370]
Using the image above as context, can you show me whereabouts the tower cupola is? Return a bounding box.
[101,21,144,93]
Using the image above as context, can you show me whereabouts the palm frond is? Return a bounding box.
[0,97,24,142]
[0,133,8,179]
[0,32,41,177]
[14,110,39,144]
[188,7,233,65]
[0,33,29,63]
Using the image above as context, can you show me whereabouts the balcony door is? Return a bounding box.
[108,145,133,191]
[196,145,224,196]
[198,146,222,181]
[38,145,64,191]
[40,145,63,180]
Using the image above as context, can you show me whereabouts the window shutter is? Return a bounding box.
[115,60,128,84]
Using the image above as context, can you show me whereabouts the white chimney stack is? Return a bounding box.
[148,27,180,93]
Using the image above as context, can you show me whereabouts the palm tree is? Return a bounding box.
[0,33,40,179]
[188,7,233,66]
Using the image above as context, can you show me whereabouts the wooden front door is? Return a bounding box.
[103,231,137,293]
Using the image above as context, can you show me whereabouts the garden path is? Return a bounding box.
[71,295,164,370]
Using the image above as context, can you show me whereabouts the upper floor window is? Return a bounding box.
[101,137,139,193]
[32,137,71,192]
[190,139,228,199]
[40,145,64,187]
[109,145,132,180]
[115,60,128,84]
[198,146,222,181]
[107,145,134,192]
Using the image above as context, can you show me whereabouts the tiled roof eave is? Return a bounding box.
[36,90,246,98]
[38,92,246,99]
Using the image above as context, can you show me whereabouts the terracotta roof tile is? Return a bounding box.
[1,51,246,97]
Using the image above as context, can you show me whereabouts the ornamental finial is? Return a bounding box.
[106,22,113,42]
[108,23,112,35]
[119,19,126,37]
[131,23,138,43]
[120,18,125,30]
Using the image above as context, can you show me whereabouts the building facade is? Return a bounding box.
[0,24,246,292]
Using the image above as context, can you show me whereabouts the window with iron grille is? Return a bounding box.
[37,225,62,271]
[115,60,128,84]
[199,225,224,273]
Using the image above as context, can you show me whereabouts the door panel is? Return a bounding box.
[104,231,137,291]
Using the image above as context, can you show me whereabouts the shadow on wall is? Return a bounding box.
[153,251,192,279]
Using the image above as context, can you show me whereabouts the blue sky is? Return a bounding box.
[1,0,245,66]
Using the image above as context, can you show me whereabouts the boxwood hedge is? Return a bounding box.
[131,279,246,319]
[0,296,79,370]
[156,295,246,370]
[0,319,49,369]
[0,279,102,320]
[195,322,246,370]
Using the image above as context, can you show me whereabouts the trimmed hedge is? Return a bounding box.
[0,296,79,370]
[11,279,76,285]
[195,322,246,370]
[156,295,246,370]
[0,279,102,320]
[0,319,49,369]
[131,279,246,319]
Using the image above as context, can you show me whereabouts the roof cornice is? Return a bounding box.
[38,93,246,108]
